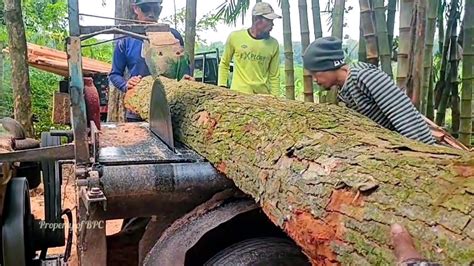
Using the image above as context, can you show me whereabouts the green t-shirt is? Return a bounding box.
[218,29,280,96]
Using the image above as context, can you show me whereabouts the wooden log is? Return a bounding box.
[3,43,112,76]
[125,77,474,265]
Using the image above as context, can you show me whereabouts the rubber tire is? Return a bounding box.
[204,237,310,266]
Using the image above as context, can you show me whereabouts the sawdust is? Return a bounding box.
[99,123,148,147]
[282,190,364,265]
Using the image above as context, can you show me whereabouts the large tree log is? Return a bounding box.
[125,77,474,265]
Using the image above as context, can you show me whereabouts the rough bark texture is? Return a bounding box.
[4,0,34,137]
[125,77,474,265]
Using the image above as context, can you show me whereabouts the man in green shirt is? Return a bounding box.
[218,2,281,96]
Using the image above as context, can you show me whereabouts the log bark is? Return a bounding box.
[125,77,474,265]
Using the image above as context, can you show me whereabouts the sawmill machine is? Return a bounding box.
[0,0,309,265]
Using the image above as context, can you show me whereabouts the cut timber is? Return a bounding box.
[125,77,474,265]
[3,43,111,76]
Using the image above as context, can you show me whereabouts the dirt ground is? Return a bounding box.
[30,164,123,265]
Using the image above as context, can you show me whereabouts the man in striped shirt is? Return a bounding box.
[303,37,435,144]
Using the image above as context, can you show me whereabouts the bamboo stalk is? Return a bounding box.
[427,68,435,120]
[298,0,314,103]
[327,0,346,104]
[397,0,414,89]
[405,0,427,109]
[184,0,197,74]
[436,0,460,126]
[358,28,367,62]
[311,0,324,103]
[373,0,393,77]
[438,0,445,55]
[359,0,379,65]
[386,0,397,53]
[421,0,439,115]
[282,0,295,100]
[311,0,323,39]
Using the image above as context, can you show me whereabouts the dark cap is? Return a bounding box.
[134,0,162,4]
[303,37,345,72]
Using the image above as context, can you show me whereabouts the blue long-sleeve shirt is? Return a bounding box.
[109,28,188,93]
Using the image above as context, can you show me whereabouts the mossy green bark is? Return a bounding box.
[126,77,474,265]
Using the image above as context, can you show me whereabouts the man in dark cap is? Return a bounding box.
[109,0,191,122]
[303,37,434,144]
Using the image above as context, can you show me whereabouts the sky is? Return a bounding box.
[79,0,400,44]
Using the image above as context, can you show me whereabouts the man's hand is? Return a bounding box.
[127,75,142,90]
[390,224,440,265]
[182,74,195,81]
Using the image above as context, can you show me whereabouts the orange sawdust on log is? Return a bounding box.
[452,163,474,178]
[280,190,364,265]
[196,111,219,140]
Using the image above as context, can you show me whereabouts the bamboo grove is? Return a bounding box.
[281,0,474,146]
[209,0,473,147]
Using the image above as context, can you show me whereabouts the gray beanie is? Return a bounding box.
[303,37,345,72]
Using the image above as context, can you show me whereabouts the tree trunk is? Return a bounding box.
[282,0,295,100]
[108,0,134,122]
[298,0,313,103]
[373,0,393,77]
[185,0,197,74]
[359,0,379,65]
[405,0,426,109]
[124,76,474,265]
[397,0,414,90]
[4,0,34,137]
[0,42,4,117]
[421,0,438,115]
[311,0,323,103]
[386,0,397,54]
[464,3,474,145]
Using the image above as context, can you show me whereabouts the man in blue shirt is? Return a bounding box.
[109,0,191,122]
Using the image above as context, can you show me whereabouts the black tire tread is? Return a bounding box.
[204,237,310,266]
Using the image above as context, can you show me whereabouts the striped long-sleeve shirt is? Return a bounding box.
[338,62,435,144]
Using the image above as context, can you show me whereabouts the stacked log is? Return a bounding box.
[3,43,111,76]
[125,77,474,265]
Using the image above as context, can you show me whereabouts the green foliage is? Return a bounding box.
[22,0,68,48]
[161,8,221,44]
[82,39,114,63]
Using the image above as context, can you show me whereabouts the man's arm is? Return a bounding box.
[358,68,435,144]
[109,39,129,92]
[218,33,235,88]
[268,43,280,96]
